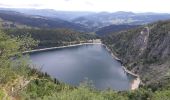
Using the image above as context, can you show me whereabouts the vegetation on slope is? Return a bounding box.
[4,28,97,49]
[102,20,170,87]
[96,24,140,36]
[0,29,38,99]
[0,10,89,32]
[0,27,170,99]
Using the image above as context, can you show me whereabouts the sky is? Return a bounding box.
[0,0,170,13]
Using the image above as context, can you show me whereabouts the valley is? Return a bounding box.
[0,8,170,100]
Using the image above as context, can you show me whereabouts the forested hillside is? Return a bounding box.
[4,28,97,49]
[96,24,140,35]
[0,10,89,32]
[102,20,170,87]
[1,0,170,99]
[0,28,170,100]
[72,11,170,30]
[0,8,170,100]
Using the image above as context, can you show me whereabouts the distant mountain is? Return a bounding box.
[1,8,170,33]
[0,8,95,21]
[72,11,170,30]
[0,10,89,32]
[96,24,140,35]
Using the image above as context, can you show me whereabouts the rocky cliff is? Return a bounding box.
[102,20,170,85]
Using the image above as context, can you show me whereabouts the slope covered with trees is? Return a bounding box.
[72,11,170,30]
[0,9,170,99]
[4,28,97,49]
[102,20,170,87]
[0,23,170,99]
[0,10,89,32]
[96,24,140,35]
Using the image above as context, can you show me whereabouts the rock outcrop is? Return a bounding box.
[103,20,170,85]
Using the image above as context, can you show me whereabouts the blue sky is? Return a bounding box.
[0,0,170,13]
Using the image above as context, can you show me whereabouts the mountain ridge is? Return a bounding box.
[1,8,170,32]
[0,10,90,32]
[96,24,140,35]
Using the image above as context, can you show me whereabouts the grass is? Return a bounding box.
[21,78,128,100]
[0,89,5,100]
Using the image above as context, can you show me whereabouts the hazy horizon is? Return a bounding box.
[1,7,170,14]
[0,0,170,13]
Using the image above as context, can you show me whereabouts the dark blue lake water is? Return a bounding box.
[29,44,132,90]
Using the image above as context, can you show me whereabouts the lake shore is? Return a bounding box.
[102,44,140,90]
[23,40,140,90]
[23,42,102,53]
[131,77,140,90]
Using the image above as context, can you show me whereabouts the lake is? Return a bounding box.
[29,44,133,91]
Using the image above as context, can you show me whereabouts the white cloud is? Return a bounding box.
[0,0,170,13]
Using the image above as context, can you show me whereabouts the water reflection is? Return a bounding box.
[29,44,132,90]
